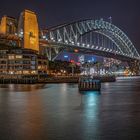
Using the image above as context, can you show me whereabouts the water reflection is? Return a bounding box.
[23,91,43,140]
[1,78,140,139]
[0,85,44,140]
[0,84,47,92]
[78,91,101,138]
[79,91,100,106]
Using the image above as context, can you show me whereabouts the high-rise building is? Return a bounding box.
[18,10,39,51]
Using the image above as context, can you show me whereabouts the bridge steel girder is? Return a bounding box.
[49,42,137,62]
[44,19,140,61]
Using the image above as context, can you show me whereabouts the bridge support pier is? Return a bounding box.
[45,46,63,61]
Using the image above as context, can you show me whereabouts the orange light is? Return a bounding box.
[74,49,79,53]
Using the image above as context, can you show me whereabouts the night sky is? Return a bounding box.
[0,0,140,52]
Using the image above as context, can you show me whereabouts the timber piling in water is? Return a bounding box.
[78,77,101,91]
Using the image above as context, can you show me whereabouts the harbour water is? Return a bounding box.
[0,77,140,140]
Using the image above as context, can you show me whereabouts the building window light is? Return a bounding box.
[15,55,22,59]
[8,55,15,60]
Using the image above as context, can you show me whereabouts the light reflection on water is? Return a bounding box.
[0,84,47,92]
[1,78,140,139]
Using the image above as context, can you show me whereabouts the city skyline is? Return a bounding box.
[0,0,140,52]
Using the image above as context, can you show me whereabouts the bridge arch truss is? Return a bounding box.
[44,19,140,61]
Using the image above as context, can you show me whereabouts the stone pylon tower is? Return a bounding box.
[18,10,39,51]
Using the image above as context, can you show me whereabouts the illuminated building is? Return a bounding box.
[37,55,48,80]
[18,10,39,51]
[0,9,48,83]
[0,16,17,34]
[0,10,39,52]
[103,57,121,67]
[78,55,85,64]
[0,47,47,83]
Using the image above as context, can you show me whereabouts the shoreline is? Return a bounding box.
[1,76,139,84]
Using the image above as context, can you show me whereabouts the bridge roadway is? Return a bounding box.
[47,42,139,62]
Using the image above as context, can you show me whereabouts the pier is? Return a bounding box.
[78,77,101,91]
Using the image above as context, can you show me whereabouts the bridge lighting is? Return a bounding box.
[106,48,109,51]
[43,36,46,39]
[58,39,61,42]
[20,31,23,35]
[82,43,85,47]
[77,42,80,46]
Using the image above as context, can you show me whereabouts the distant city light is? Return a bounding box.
[92,57,95,62]
[64,55,69,58]
[70,60,74,63]
[76,62,81,65]
[74,49,79,53]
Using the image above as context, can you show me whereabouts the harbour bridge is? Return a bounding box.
[0,10,140,73]
[41,19,140,63]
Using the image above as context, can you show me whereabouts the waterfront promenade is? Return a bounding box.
[44,75,116,83]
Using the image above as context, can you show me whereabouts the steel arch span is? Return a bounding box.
[42,19,140,61]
